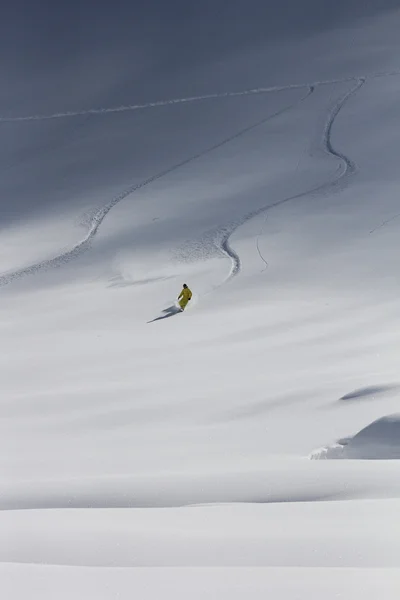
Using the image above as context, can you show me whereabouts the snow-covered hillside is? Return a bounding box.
[2,2,400,598]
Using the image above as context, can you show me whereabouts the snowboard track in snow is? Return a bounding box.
[0,89,312,287]
[208,78,365,283]
[245,78,365,278]
[0,72,388,288]
[0,69,397,123]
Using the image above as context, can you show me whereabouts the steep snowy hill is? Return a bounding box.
[2,1,400,598]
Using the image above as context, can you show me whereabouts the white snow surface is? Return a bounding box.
[311,413,400,459]
[3,6,400,599]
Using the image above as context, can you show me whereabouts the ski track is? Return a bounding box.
[0,90,312,287]
[231,78,366,279]
[0,72,387,288]
[0,70,398,123]
[369,212,400,234]
[205,79,364,284]
[0,84,316,123]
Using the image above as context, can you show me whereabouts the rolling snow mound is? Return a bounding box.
[311,414,400,460]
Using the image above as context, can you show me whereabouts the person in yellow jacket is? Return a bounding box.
[178,283,192,311]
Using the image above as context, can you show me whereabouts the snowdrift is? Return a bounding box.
[311,414,400,459]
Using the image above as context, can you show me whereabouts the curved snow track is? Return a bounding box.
[0,88,311,287]
[229,78,365,279]
[205,79,365,285]
[0,73,383,289]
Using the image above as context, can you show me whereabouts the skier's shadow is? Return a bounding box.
[148,305,181,323]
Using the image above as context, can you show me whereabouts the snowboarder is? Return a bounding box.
[178,284,192,311]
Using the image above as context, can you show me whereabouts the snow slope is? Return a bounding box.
[2,2,400,598]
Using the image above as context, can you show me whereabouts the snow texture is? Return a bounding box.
[2,1,400,598]
[312,414,400,459]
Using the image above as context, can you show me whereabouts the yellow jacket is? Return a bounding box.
[178,287,192,301]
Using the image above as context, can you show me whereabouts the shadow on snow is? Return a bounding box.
[148,304,182,323]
